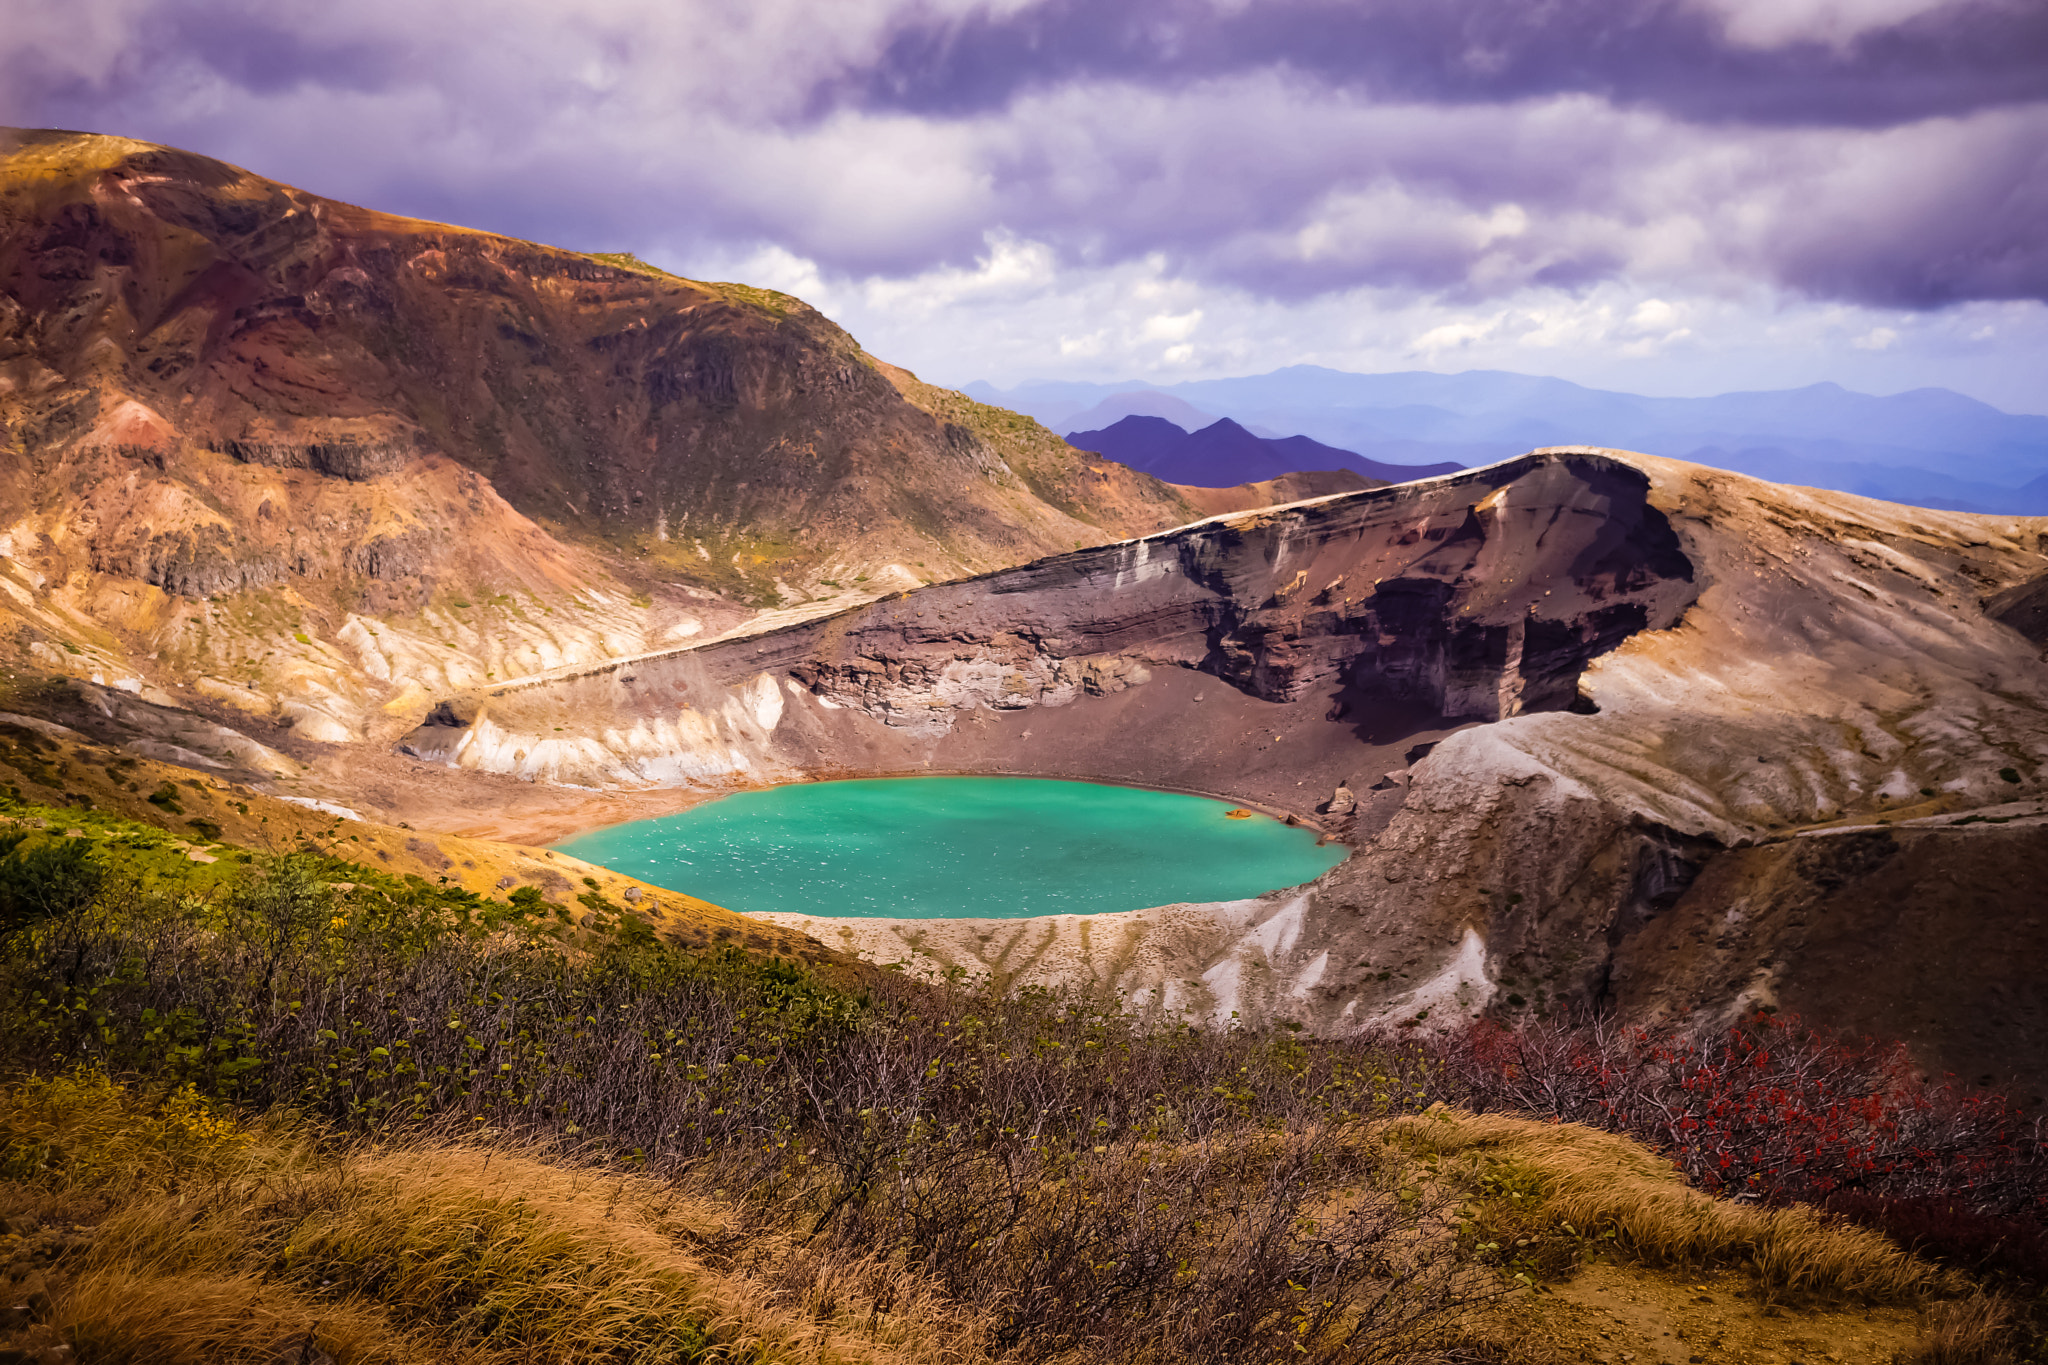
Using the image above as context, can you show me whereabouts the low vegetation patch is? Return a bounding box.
[1,1070,984,1364]
[1389,1107,1941,1302]
[0,801,2038,1362]
[1419,1013,2048,1219]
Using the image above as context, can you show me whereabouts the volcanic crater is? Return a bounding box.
[400,446,2048,1089]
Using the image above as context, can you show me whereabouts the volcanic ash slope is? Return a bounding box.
[407,447,2048,1084]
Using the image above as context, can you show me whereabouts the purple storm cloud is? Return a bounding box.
[2,0,2044,402]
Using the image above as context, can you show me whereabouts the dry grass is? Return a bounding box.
[1902,1294,2019,1365]
[0,1073,1499,1365]
[1385,1106,1950,1302]
[59,1271,415,1365]
[2,1071,991,1365]
[7,1077,2016,1364]
[74,1147,993,1365]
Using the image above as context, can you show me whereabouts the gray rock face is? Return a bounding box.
[87,528,289,598]
[224,435,418,481]
[342,528,435,580]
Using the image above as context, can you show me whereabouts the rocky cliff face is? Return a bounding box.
[405,447,2048,1089]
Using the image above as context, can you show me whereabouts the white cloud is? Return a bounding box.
[1692,0,1960,49]
[1628,299,1680,331]
[856,233,1057,312]
[1140,309,1203,342]
[1413,317,1503,355]
[741,241,2048,413]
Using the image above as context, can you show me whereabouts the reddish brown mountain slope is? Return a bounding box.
[0,130,1196,603]
[0,127,1214,746]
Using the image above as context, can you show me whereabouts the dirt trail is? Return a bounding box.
[1495,1261,1926,1365]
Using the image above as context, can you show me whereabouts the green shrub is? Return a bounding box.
[0,831,102,930]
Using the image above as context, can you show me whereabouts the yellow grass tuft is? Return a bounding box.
[1903,1293,2019,1365]
[0,1069,302,1197]
[59,1271,413,1365]
[1385,1106,1949,1301]
[3,1072,991,1365]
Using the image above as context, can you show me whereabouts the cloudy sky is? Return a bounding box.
[6,0,2046,410]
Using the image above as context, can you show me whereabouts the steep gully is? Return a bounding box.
[401,447,2048,1089]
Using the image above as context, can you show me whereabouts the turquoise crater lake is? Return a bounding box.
[554,777,1346,919]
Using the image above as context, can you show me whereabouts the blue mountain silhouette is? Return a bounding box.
[1066,415,1461,487]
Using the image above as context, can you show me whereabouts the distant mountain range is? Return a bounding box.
[966,368,2048,515]
[1067,415,1462,488]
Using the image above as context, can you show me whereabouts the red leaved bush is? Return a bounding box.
[1415,1012,2048,1219]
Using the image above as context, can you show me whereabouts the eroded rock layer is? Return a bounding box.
[404,450,1694,786]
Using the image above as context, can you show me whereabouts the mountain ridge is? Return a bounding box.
[1068,413,1462,486]
[968,365,2048,512]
